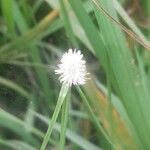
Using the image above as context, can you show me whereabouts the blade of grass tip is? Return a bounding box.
[76,85,113,147]
[59,0,78,47]
[40,84,69,150]
[60,89,70,150]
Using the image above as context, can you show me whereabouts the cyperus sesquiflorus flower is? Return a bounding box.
[55,49,89,86]
[40,49,89,150]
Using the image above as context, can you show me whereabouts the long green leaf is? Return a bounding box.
[92,0,150,148]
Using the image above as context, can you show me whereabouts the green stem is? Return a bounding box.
[60,89,70,150]
[40,84,69,150]
[76,85,112,146]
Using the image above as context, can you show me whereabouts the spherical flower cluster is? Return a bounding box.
[55,49,89,86]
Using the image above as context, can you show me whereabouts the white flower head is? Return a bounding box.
[55,49,89,86]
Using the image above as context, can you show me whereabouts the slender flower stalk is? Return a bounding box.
[60,90,70,150]
[40,84,69,150]
[40,48,88,150]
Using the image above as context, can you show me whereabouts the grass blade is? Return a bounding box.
[60,90,70,150]
[40,84,69,150]
[0,76,29,99]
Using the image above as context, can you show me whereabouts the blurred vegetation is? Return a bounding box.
[0,0,150,149]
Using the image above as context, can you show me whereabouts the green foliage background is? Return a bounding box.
[0,0,150,149]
